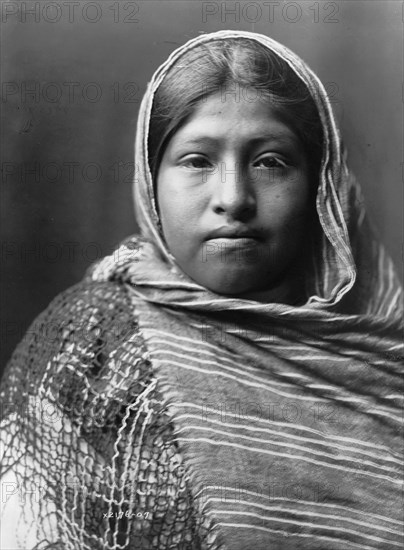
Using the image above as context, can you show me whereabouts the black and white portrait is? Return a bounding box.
[1,2,403,548]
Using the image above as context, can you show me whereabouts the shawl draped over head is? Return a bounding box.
[1,30,403,550]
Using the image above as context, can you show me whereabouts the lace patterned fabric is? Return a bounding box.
[1,279,219,549]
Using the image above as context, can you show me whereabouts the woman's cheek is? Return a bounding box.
[269,199,310,258]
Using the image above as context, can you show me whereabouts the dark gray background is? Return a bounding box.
[1,0,402,374]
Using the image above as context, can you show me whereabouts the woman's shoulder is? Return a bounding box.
[48,233,145,320]
[1,277,138,374]
[4,234,146,372]
[1,237,150,423]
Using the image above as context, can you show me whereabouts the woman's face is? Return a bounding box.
[156,90,313,297]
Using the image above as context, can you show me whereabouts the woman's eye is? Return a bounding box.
[253,156,288,169]
[181,156,213,169]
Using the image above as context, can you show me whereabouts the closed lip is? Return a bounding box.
[205,225,262,240]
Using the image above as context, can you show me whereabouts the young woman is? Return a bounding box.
[1,30,403,549]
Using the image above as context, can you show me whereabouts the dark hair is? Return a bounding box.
[148,38,323,184]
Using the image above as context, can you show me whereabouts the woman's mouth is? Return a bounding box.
[202,237,263,264]
[205,225,262,241]
[206,236,260,248]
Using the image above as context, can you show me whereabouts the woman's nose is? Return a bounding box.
[210,161,256,219]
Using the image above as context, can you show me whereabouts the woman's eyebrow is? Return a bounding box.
[248,132,300,146]
[174,136,218,148]
[174,132,299,148]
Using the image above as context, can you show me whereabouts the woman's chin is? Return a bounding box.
[186,262,302,303]
[193,269,281,298]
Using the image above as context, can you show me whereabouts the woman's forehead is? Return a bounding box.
[166,94,301,150]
